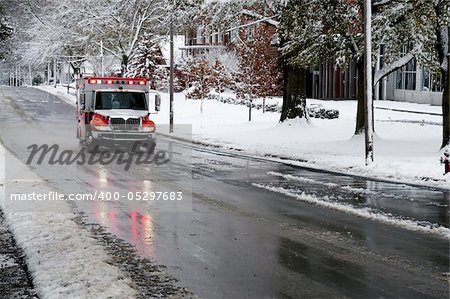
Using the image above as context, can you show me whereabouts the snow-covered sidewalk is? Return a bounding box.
[0,143,137,298]
[34,84,449,189]
[0,208,37,298]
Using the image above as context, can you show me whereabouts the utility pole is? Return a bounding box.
[29,63,32,86]
[100,41,104,77]
[67,63,70,94]
[169,3,174,133]
[444,26,450,149]
[53,58,57,88]
[15,64,18,86]
[47,61,50,85]
[364,0,374,165]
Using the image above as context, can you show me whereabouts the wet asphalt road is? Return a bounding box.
[0,86,449,298]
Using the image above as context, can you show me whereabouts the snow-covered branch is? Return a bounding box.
[26,0,45,25]
[374,44,421,85]
[241,9,279,28]
[92,41,122,60]
[373,0,394,7]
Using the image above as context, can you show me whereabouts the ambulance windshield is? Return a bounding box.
[95,91,147,110]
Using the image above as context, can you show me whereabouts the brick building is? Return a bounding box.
[180,8,280,66]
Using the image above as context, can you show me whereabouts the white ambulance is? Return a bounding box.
[75,77,161,151]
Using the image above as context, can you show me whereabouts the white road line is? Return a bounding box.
[42,100,48,103]
[17,99,23,102]
[29,99,36,102]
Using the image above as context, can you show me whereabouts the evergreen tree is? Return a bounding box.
[126,33,162,79]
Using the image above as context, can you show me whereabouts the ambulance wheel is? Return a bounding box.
[86,141,99,153]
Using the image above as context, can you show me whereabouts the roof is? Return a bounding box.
[224,10,279,34]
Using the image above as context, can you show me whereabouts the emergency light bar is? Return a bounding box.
[87,77,147,86]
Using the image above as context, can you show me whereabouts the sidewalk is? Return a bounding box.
[0,209,37,298]
[0,142,137,298]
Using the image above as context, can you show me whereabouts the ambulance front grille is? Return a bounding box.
[110,118,140,131]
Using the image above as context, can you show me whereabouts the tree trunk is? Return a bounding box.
[121,54,129,77]
[280,63,308,122]
[354,59,365,134]
[442,55,450,148]
[435,9,449,149]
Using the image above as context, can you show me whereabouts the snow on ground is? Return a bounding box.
[0,144,137,298]
[34,84,76,105]
[252,182,450,240]
[34,84,449,189]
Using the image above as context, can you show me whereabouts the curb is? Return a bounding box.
[156,131,450,192]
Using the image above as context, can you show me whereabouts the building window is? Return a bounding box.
[396,59,416,90]
[379,45,384,68]
[422,68,443,92]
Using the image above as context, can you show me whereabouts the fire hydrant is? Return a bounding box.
[440,149,450,175]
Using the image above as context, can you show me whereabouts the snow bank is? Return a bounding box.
[34,85,76,106]
[153,93,448,189]
[252,182,450,240]
[0,144,136,299]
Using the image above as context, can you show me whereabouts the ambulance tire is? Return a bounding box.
[86,141,99,153]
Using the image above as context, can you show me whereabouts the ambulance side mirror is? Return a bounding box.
[155,94,161,112]
[80,94,86,113]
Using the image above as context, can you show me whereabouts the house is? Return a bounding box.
[158,35,186,66]
[181,9,280,56]
[188,10,278,47]
[182,5,358,100]
[311,63,359,100]
[381,60,443,106]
